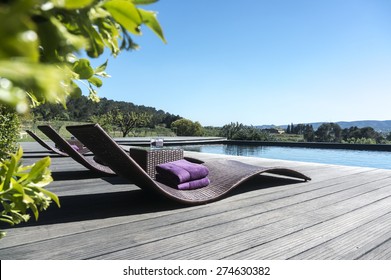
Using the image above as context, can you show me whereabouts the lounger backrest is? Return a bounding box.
[67,124,157,191]
[38,125,88,163]
[26,129,54,151]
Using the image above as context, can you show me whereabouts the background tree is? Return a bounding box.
[342,126,384,144]
[111,110,152,137]
[220,122,275,141]
[303,124,315,142]
[220,122,244,139]
[171,118,203,136]
[286,124,291,134]
[315,123,342,142]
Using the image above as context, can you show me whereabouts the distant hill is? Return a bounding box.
[258,120,391,132]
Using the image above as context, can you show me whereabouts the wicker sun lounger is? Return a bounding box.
[37,125,90,155]
[26,129,69,157]
[67,124,311,205]
[37,125,115,175]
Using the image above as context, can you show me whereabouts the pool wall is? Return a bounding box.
[225,140,391,152]
[122,137,391,152]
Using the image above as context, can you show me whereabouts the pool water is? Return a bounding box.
[179,144,390,169]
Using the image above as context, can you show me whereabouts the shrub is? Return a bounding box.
[0,147,60,239]
[0,104,20,159]
[171,119,203,136]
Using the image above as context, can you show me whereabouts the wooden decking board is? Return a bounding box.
[95,174,391,259]
[290,212,391,259]
[0,143,390,259]
[224,194,391,259]
[1,162,383,256]
[0,168,388,258]
[358,238,391,259]
[141,183,391,260]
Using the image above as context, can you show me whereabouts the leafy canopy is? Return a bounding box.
[0,0,166,112]
[171,118,204,136]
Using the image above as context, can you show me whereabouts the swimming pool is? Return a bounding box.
[179,144,390,169]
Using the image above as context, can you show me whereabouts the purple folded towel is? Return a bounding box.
[70,144,80,151]
[156,174,210,190]
[156,159,209,184]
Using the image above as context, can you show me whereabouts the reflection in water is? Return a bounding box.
[178,144,390,169]
[224,145,267,157]
[180,145,203,152]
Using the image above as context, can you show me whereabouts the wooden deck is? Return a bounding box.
[1,142,390,260]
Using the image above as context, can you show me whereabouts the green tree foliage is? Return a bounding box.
[0,0,165,112]
[110,110,152,137]
[0,105,20,159]
[220,122,244,139]
[341,126,384,144]
[203,126,222,137]
[302,125,315,142]
[171,119,203,136]
[32,95,181,128]
[315,123,342,143]
[287,123,309,135]
[220,122,275,141]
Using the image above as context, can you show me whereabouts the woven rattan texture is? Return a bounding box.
[129,148,184,179]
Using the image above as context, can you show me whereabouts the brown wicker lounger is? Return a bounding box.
[37,125,115,175]
[26,129,69,156]
[67,124,311,205]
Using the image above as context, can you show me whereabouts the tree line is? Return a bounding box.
[286,123,389,144]
[218,122,391,144]
[30,95,183,136]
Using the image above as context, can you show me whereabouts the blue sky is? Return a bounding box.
[94,0,391,127]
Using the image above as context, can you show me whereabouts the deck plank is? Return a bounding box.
[0,144,390,259]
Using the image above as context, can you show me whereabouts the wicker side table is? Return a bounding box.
[129,147,184,179]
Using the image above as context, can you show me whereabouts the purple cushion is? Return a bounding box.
[156,159,209,184]
[70,144,80,151]
[156,174,210,190]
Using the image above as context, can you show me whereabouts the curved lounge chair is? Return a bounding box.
[37,125,115,175]
[67,124,311,205]
[26,129,69,157]
[37,125,90,155]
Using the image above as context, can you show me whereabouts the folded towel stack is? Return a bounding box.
[70,145,80,151]
[155,159,210,190]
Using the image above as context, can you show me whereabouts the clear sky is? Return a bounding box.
[94,0,391,127]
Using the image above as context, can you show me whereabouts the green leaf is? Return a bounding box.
[104,0,142,35]
[0,60,71,108]
[132,0,159,4]
[69,82,83,98]
[10,179,24,196]
[88,76,103,87]
[52,0,95,9]
[3,153,17,191]
[0,1,39,62]
[36,187,61,208]
[95,60,108,75]
[23,157,51,185]
[27,199,39,220]
[85,26,105,58]
[138,9,166,43]
[14,146,23,163]
[72,59,94,79]
[0,216,15,226]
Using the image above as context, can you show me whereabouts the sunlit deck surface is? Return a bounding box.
[1,141,391,260]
